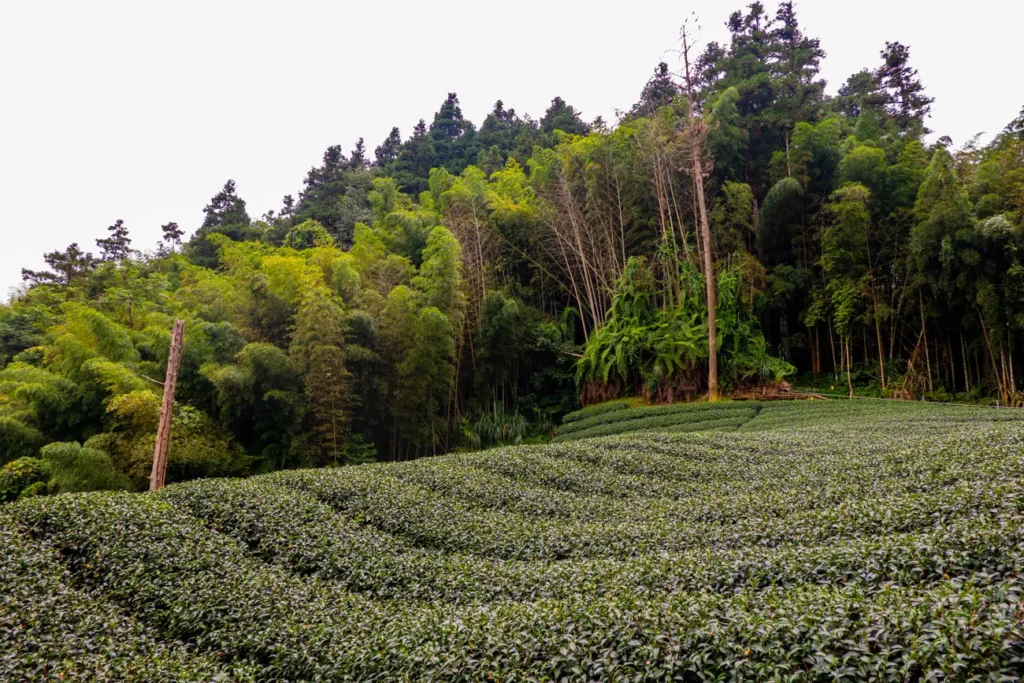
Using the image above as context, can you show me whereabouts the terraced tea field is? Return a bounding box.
[5,400,1024,680]
[552,397,989,440]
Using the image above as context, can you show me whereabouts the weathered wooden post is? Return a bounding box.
[149,319,184,491]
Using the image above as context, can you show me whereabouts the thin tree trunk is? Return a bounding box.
[694,152,717,401]
[874,303,886,391]
[1001,350,1010,400]
[682,26,717,402]
[960,331,971,392]
[752,196,763,262]
[866,250,886,389]
[667,171,690,257]
[862,326,868,376]
[813,325,821,377]
[809,325,818,378]
[845,339,854,398]
[978,308,1006,402]
[1010,340,1016,397]
[784,130,792,178]
[828,321,838,381]
[919,292,933,393]
[946,337,955,393]
[973,347,982,396]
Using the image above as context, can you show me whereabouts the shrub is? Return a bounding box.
[0,417,44,465]
[87,402,248,489]
[40,442,132,493]
[0,457,47,502]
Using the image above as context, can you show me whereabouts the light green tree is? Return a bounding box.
[290,288,351,465]
[394,307,455,457]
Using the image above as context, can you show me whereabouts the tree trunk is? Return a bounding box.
[977,308,1006,402]
[919,293,933,393]
[1010,341,1016,398]
[682,25,718,402]
[867,265,886,390]
[752,196,763,262]
[874,308,886,391]
[845,339,854,398]
[784,130,792,177]
[809,325,819,378]
[828,322,838,381]
[960,331,971,392]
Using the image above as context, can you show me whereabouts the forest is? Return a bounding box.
[2,1,1023,495]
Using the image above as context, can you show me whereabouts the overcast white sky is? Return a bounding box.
[2,0,1020,299]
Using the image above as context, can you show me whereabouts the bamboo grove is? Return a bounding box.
[2,1,1024,491]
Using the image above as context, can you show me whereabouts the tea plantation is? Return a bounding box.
[5,400,1024,680]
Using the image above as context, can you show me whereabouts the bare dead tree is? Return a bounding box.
[441,188,498,333]
[681,20,720,401]
[533,158,627,335]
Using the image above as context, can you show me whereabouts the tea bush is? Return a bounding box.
[560,399,632,424]
[0,510,259,681]
[556,399,761,441]
[5,400,1024,680]
[555,396,1024,441]
[557,401,759,435]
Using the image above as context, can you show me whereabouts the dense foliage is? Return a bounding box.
[5,400,1024,679]
[3,1,1023,492]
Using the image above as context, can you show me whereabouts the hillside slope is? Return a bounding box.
[5,401,1024,680]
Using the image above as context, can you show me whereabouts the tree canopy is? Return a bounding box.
[3,1,1022,498]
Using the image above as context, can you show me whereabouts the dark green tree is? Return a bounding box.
[95,220,132,262]
[475,100,537,166]
[21,243,97,287]
[630,62,679,118]
[540,96,589,136]
[769,1,826,173]
[427,92,477,175]
[693,2,780,194]
[350,137,367,168]
[296,144,374,247]
[387,119,435,196]
[161,221,184,252]
[202,179,251,230]
[873,41,933,136]
[374,127,402,167]
[835,69,887,120]
[187,180,254,267]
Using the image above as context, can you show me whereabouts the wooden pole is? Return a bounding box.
[149,320,184,491]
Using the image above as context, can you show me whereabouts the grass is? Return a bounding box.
[4,400,1024,679]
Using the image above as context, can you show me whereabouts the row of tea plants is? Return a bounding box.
[4,401,1024,679]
